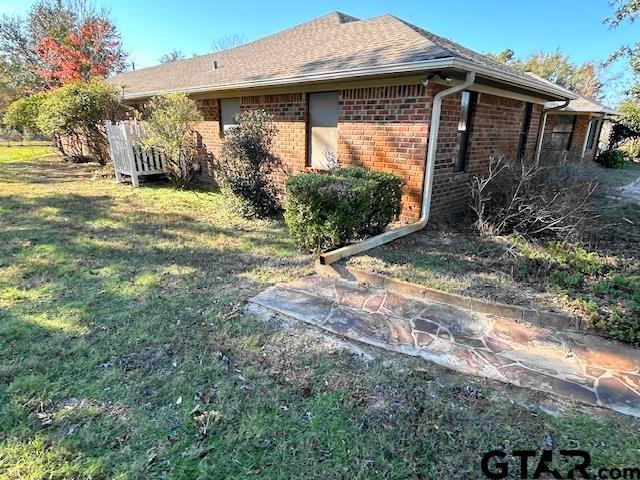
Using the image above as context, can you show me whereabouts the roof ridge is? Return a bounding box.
[382,15,460,59]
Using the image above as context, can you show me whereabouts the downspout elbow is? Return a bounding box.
[535,99,571,162]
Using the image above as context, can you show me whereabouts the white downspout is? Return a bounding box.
[319,71,476,265]
[534,112,548,163]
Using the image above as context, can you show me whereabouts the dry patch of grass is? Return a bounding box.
[348,191,640,343]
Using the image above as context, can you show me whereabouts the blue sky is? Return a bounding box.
[2,0,637,102]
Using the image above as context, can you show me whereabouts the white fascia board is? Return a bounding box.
[452,59,578,101]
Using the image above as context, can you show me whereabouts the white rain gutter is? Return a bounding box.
[534,99,571,162]
[319,71,476,265]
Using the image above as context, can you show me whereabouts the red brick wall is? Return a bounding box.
[192,99,221,180]
[240,93,307,182]
[337,85,431,220]
[430,89,541,214]
[192,94,307,184]
[184,83,544,221]
[192,86,432,221]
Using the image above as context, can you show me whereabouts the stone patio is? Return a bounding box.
[250,275,640,417]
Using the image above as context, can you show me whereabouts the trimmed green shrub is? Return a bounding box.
[333,167,404,235]
[284,174,375,252]
[596,149,627,169]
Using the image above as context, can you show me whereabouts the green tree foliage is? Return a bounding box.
[605,0,640,85]
[3,92,46,138]
[486,49,602,97]
[609,99,640,150]
[485,48,514,64]
[37,79,120,163]
[604,1,640,149]
[139,93,203,188]
[217,109,280,218]
[0,67,19,114]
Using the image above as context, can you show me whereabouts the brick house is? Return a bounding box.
[540,96,618,162]
[109,12,614,222]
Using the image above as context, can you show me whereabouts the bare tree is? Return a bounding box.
[211,33,245,52]
[159,49,185,64]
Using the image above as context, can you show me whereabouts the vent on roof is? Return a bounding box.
[213,60,218,71]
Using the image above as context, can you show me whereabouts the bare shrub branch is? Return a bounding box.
[470,155,600,240]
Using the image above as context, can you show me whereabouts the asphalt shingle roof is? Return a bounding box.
[525,73,618,115]
[560,96,619,115]
[110,12,576,100]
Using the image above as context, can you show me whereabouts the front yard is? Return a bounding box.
[1,148,639,478]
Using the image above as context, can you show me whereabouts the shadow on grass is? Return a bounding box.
[2,160,639,478]
[0,185,316,477]
[346,227,543,306]
[0,157,103,184]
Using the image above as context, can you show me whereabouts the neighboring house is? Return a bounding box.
[540,96,619,162]
[109,12,614,221]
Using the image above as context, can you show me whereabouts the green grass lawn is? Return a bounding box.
[593,159,640,187]
[0,145,54,162]
[1,146,639,478]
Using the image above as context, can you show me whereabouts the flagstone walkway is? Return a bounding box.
[251,275,640,417]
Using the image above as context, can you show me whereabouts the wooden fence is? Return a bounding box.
[105,121,166,187]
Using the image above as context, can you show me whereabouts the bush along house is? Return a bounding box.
[109,12,616,228]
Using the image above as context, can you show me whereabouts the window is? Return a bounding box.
[550,115,575,151]
[220,98,240,132]
[516,102,533,159]
[454,91,476,172]
[308,91,339,169]
[586,119,600,150]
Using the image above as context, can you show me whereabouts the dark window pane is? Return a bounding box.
[550,115,575,151]
[552,115,574,133]
[586,119,599,150]
[516,102,533,159]
[550,132,571,150]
